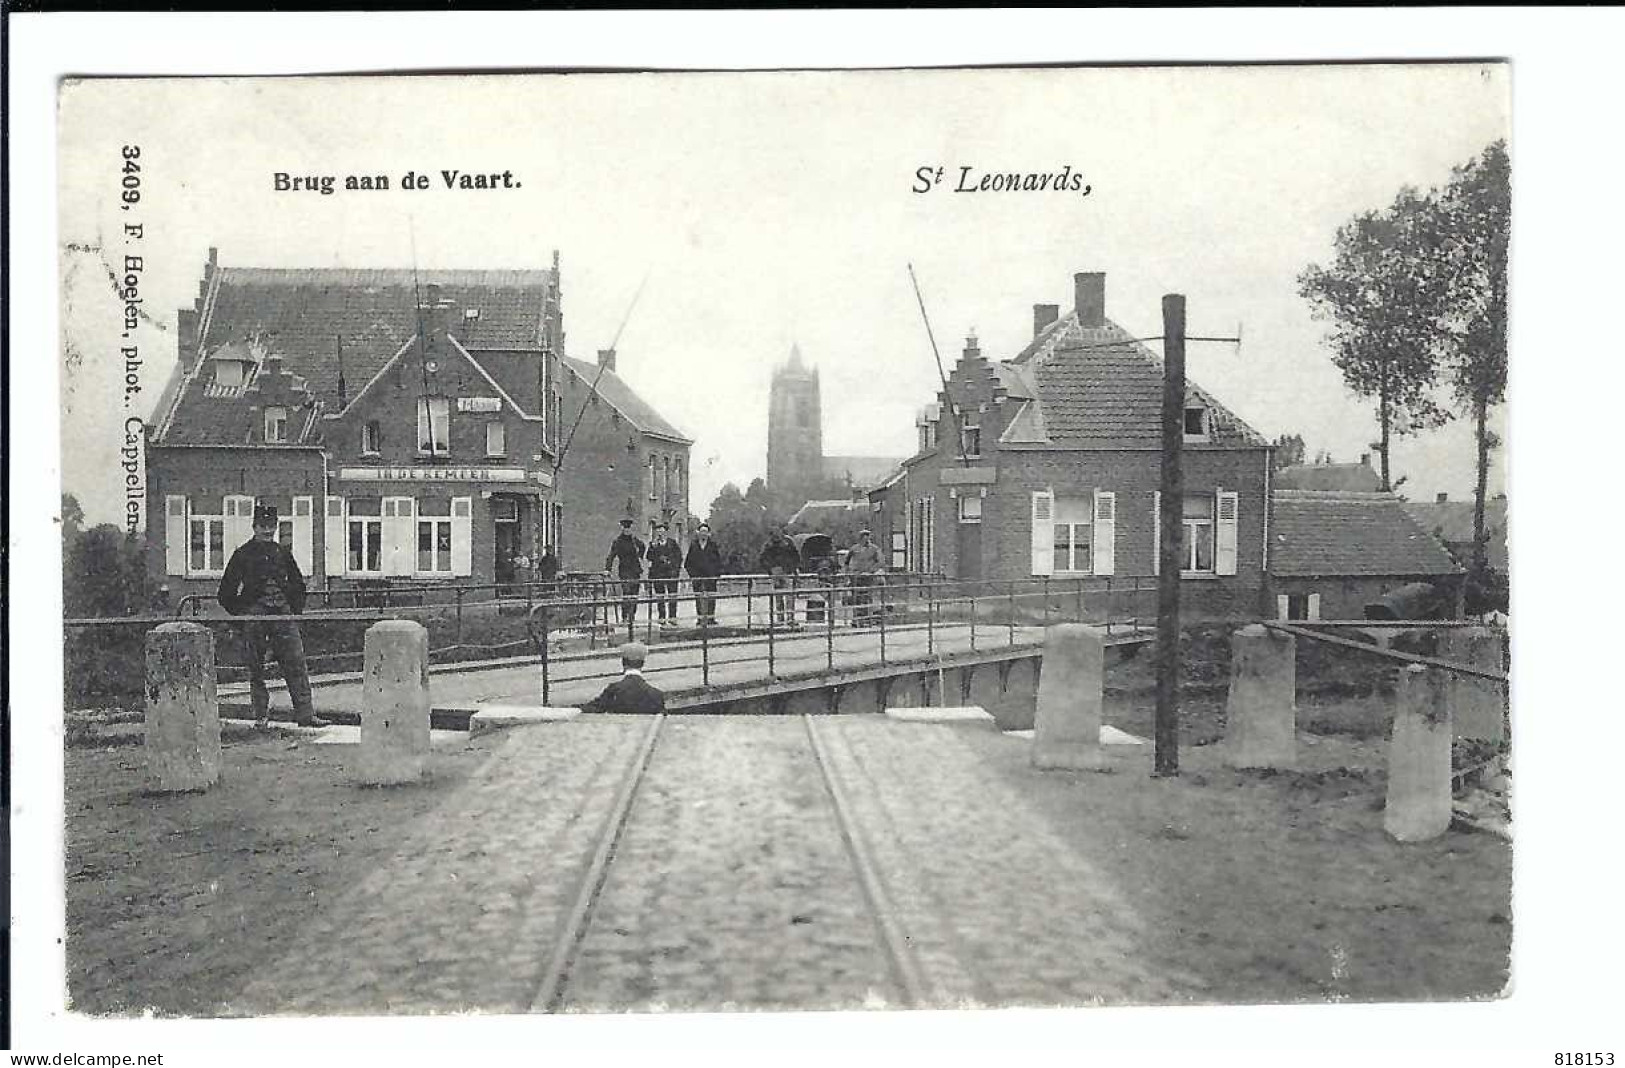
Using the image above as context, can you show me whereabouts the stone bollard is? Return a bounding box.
[1032,624,1105,770]
[1223,624,1297,769]
[1445,628,1507,743]
[1384,664,1454,842]
[144,622,223,792]
[359,620,432,786]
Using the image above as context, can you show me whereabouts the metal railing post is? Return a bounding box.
[827,578,836,671]
[745,577,754,634]
[768,601,776,676]
[455,588,464,644]
[1076,578,1084,623]
[1043,576,1051,626]
[1009,580,1017,646]
[927,577,935,655]
[878,581,887,664]
[969,580,977,651]
[541,605,551,706]
[701,615,710,687]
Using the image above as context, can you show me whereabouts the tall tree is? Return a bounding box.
[1429,140,1509,582]
[1271,433,1306,471]
[1298,190,1452,490]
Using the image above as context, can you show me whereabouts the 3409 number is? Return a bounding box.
[121,144,141,206]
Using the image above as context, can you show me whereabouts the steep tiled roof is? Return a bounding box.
[560,356,692,444]
[1008,313,1265,448]
[1403,497,1509,572]
[158,264,557,444]
[1275,462,1383,492]
[1271,490,1461,577]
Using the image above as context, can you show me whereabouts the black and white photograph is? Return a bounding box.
[7,8,1621,1061]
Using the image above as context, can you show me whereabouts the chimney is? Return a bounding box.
[1436,492,1449,503]
[598,348,617,372]
[964,329,980,358]
[1033,303,1060,338]
[1074,272,1105,328]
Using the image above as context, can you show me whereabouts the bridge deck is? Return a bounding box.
[229,621,1150,715]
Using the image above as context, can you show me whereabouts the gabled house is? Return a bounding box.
[1269,490,1463,620]
[146,248,687,597]
[555,349,693,572]
[869,272,1273,616]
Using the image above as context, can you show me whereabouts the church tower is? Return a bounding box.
[766,343,824,504]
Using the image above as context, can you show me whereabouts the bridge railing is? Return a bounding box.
[522,573,1159,704]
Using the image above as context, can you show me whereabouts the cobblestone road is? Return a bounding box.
[233,715,1196,1014]
[558,718,901,1012]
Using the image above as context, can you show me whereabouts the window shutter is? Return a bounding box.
[1152,491,1161,576]
[325,497,346,578]
[385,497,416,576]
[291,496,314,575]
[164,496,188,576]
[451,497,473,576]
[1276,594,1290,621]
[1092,490,1116,576]
[224,495,254,554]
[1030,490,1054,576]
[1215,490,1239,576]
[1307,593,1321,621]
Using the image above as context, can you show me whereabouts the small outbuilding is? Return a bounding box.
[1268,490,1463,621]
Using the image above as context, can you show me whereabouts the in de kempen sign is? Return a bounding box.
[338,467,527,483]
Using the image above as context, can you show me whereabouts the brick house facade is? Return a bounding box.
[555,351,692,573]
[870,272,1273,617]
[146,249,687,601]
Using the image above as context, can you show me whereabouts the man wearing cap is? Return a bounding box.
[580,642,665,714]
[757,523,801,629]
[845,528,885,627]
[217,503,329,728]
[684,521,724,627]
[604,518,647,625]
[645,522,683,628]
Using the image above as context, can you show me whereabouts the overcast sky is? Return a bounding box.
[59,65,1509,526]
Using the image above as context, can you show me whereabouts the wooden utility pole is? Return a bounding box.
[1155,294,1186,777]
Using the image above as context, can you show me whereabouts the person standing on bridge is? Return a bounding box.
[758,524,800,629]
[845,528,885,627]
[218,503,329,729]
[604,518,646,626]
[646,522,683,628]
[684,521,723,628]
[580,642,666,714]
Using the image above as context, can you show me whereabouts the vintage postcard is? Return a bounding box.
[44,54,1519,1042]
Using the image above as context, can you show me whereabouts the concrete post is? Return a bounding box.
[1223,624,1297,769]
[1033,624,1105,770]
[1445,628,1506,742]
[1384,664,1454,842]
[359,619,431,786]
[144,622,222,792]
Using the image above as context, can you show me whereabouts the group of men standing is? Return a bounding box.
[604,517,725,627]
[607,519,886,630]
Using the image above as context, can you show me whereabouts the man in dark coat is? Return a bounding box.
[604,518,646,625]
[758,524,801,628]
[580,642,665,714]
[218,503,329,728]
[645,522,683,627]
[683,521,724,627]
[536,544,560,585]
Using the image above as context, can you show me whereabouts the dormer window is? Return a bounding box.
[264,406,288,443]
[213,360,246,389]
[1184,406,1209,440]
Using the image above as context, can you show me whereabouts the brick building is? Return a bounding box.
[1269,490,1463,620]
[869,272,1273,616]
[555,350,693,572]
[146,249,687,599]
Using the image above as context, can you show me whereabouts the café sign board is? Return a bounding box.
[456,397,502,413]
[339,467,526,483]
